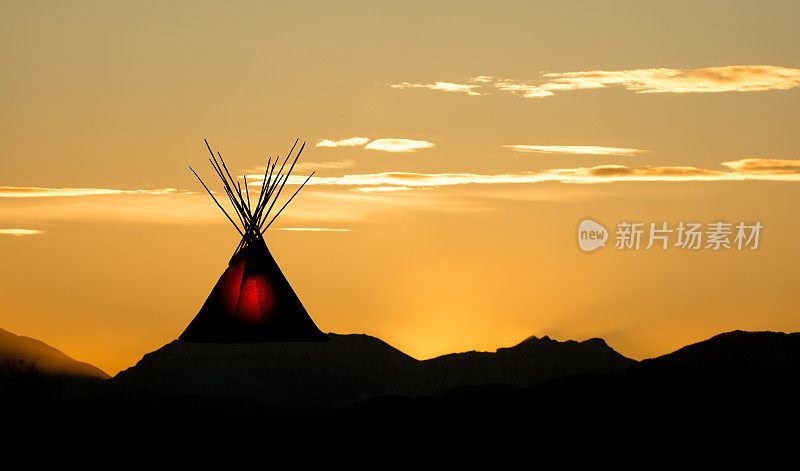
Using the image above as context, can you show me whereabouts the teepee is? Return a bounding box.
[179,139,328,342]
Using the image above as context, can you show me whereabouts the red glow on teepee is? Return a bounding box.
[235,274,275,324]
[219,257,245,315]
[217,257,277,325]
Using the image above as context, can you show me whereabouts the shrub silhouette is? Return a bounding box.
[1,358,62,404]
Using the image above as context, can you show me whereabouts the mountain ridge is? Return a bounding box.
[0,327,109,380]
[0,327,109,403]
[335,329,800,431]
[105,331,635,409]
[4,326,798,423]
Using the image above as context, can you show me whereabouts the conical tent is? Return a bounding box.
[179,139,328,343]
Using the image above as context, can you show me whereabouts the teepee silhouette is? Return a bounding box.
[179,139,328,342]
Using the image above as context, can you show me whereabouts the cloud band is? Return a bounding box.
[390,65,800,99]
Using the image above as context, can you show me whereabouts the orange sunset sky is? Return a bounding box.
[2,1,799,375]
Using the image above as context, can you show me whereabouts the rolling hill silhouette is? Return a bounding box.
[107,333,634,410]
[336,330,800,434]
[4,327,798,442]
[414,335,633,394]
[0,327,108,403]
[0,328,108,380]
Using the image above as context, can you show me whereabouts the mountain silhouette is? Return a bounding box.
[108,334,417,410]
[641,329,800,372]
[336,330,800,434]
[4,327,798,444]
[0,327,109,403]
[415,335,634,395]
[0,328,108,380]
[106,333,634,410]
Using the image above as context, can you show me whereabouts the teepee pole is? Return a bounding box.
[263,171,314,232]
[252,157,271,220]
[209,158,249,231]
[215,150,250,219]
[195,138,314,238]
[260,141,305,228]
[208,157,251,232]
[205,140,250,226]
[206,140,250,224]
[252,156,278,230]
[190,166,243,236]
[243,175,252,215]
[247,162,267,232]
[253,156,279,221]
[237,181,250,217]
[255,156,281,229]
[263,139,298,205]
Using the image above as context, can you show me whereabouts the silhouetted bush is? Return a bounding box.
[0,359,62,405]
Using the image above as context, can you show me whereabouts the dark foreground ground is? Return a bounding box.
[3,330,799,453]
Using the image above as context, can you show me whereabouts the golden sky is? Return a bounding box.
[2,1,799,375]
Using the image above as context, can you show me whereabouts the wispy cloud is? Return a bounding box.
[314,137,436,153]
[470,76,495,83]
[275,227,352,232]
[389,81,482,96]
[720,158,800,172]
[0,194,218,224]
[266,158,800,188]
[8,157,794,230]
[389,66,800,99]
[315,137,370,148]
[0,228,44,236]
[0,186,187,198]
[503,145,645,156]
[294,159,357,171]
[522,65,800,96]
[364,139,435,152]
[353,186,412,192]
[280,190,484,223]
[5,159,797,231]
